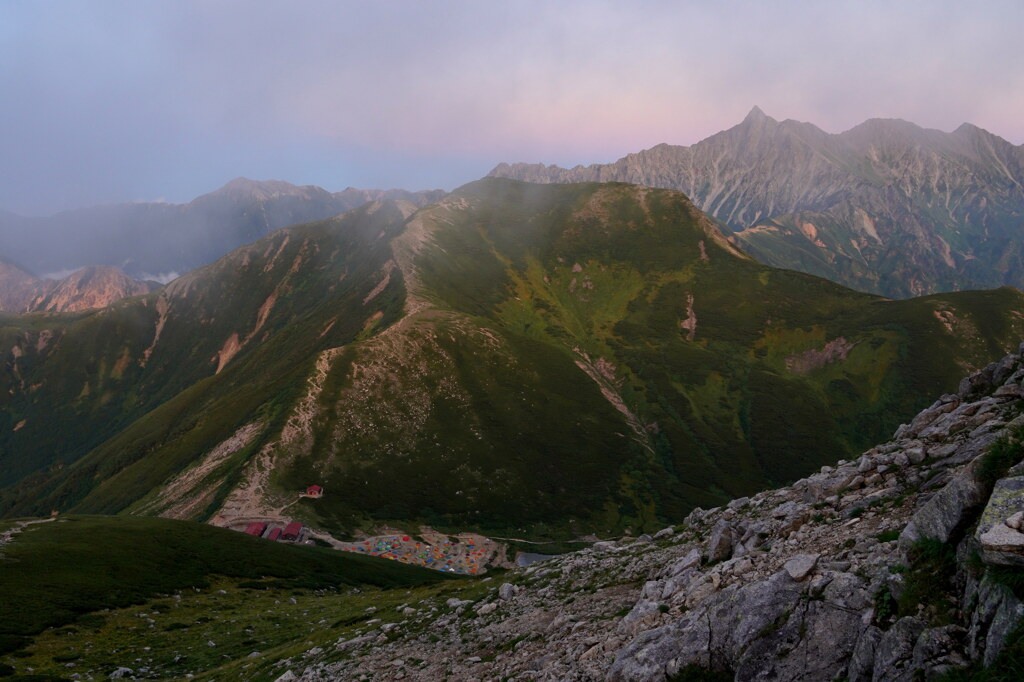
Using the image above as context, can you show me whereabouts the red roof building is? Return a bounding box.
[306,485,323,497]
[267,527,282,541]
[282,522,303,541]
[244,522,267,537]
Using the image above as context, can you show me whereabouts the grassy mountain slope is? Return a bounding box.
[2,179,1024,539]
[0,200,410,493]
[0,514,454,681]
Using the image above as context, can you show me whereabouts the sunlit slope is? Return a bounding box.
[3,179,1024,537]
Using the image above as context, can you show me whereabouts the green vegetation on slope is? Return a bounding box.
[3,180,1024,538]
[0,201,410,516]
[0,516,453,638]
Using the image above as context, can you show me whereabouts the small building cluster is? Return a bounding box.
[243,520,305,543]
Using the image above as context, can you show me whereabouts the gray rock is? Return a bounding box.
[969,572,1024,666]
[771,500,803,519]
[872,616,926,682]
[784,553,819,581]
[979,523,1024,567]
[705,520,735,563]
[609,572,801,680]
[335,634,375,651]
[905,447,926,464]
[616,599,662,636]
[959,363,997,400]
[684,507,705,525]
[928,443,958,460]
[109,669,134,680]
[668,548,702,576]
[911,625,968,675]
[653,527,675,540]
[847,625,882,682]
[900,456,989,550]
[976,475,1024,566]
[499,582,519,600]
[728,496,750,509]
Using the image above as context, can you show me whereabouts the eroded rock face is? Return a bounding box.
[489,110,1024,299]
[0,263,155,313]
[275,345,1024,681]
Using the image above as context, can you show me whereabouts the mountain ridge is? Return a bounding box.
[0,178,446,281]
[4,179,1024,542]
[0,262,155,313]
[489,109,1024,297]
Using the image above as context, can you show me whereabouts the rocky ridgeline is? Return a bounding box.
[274,347,1024,681]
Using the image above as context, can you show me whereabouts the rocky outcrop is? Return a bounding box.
[976,470,1024,567]
[274,344,1024,680]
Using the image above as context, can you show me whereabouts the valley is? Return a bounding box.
[4,180,1024,544]
[7,4,1024,679]
[3,179,1024,681]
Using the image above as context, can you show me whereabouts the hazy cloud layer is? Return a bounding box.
[2,0,1022,214]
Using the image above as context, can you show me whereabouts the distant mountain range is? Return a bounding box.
[0,178,445,281]
[490,107,1024,298]
[0,259,155,313]
[3,179,1023,539]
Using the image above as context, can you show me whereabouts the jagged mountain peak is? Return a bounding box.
[489,111,1024,298]
[744,104,769,121]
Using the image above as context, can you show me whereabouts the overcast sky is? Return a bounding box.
[2,0,1022,215]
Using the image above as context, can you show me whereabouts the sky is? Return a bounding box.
[2,0,1023,215]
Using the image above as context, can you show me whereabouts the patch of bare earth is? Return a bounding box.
[785,337,855,374]
[680,292,697,340]
[210,347,344,529]
[131,422,264,520]
[574,348,654,453]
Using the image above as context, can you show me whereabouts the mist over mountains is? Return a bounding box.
[491,107,1024,298]
[3,179,1023,536]
[0,178,444,281]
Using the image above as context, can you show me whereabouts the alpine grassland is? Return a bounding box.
[0,516,460,679]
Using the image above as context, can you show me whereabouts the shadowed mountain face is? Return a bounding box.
[2,179,1024,538]
[490,108,1024,298]
[0,178,445,281]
